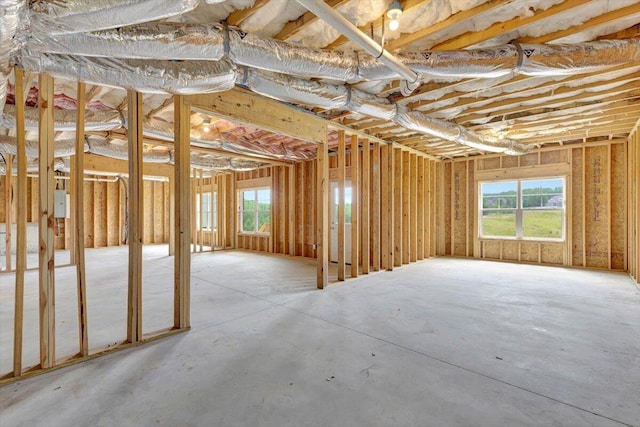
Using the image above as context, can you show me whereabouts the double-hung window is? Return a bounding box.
[239,188,271,234]
[480,177,565,241]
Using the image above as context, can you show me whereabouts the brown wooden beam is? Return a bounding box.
[127,90,144,343]
[174,95,191,328]
[38,73,56,369]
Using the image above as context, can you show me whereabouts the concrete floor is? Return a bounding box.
[0,247,639,427]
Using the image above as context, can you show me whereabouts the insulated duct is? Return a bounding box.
[29,0,200,35]
[240,67,530,155]
[27,25,640,82]
[20,50,237,95]
[1,104,124,131]
[0,156,64,175]
[0,0,24,113]
[0,133,268,172]
[0,135,86,158]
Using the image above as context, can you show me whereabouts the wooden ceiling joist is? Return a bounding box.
[275,0,350,40]
[384,0,512,51]
[519,2,640,43]
[227,0,271,26]
[431,0,592,50]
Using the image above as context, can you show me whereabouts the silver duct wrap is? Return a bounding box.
[20,50,237,94]
[243,68,530,154]
[519,39,640,76]
[394,107,531,155]
[396,47,520,79]
[30,23,226,61]
[0,157,64,175]
[86,136,171,163]
[0,135,86,158]
[21,22,639,83]
[1,104,124,131]
[0,0,24,112]
[228,28,358,82]
[29,0,199,35]
[347,89,397,121]
[240,67,349,109]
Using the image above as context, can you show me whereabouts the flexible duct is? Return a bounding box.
[0,0,24,113]
[26,23,640,82]
[0,156,64,175]
[29,0,199,35]
[240,68,530,154]
[0,135,86,158]
[1,104,124,131]
[20,50,237,95]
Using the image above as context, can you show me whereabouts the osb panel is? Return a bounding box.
[478,156,501,171]
[502,240,519,261]
[452,161,467,256]
[519,152,539,167]
[143,180,153,244]
[83,180,94,247]
[541,243,564,265]
[106,181,120,246]
[540,149,568,165]
[610,143,626,270]
[0,176,6,223]
[501,156,518,169]
[153,182,165,243]
[584,145,609,269]
[571,148,584,266]
[443,162,451,255]
[482,240,501,259]
[93,181,107,247]
[520,242,539,263]
[468,162,475,257]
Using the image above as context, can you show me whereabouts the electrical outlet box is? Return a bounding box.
[54,190,67,219]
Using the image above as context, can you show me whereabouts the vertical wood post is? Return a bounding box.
[74,82,88,356]
[371,142,381,271]
[127,89,143,342]
[361,139,370,274]
[350,135,359,278]
[169,175,175,255]
[394,147,403,267]
[381,144,394,271]
[4,154,12,271]
[317,139,329,289]
[402,151,410,264]
[288,166,296,256]
[174,95,191,328]
[337,131,346,281]
[417,156,425,260]
[38,73,56,368]
[13,67,27,376]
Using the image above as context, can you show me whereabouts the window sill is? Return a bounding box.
[237,232,270,237]
[479,236,565,243]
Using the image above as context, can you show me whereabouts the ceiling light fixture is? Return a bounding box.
[202,118,211,133]
[387,0,402,32]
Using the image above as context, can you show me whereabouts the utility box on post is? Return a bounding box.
[54,190,67,219]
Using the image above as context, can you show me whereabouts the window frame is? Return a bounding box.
[238,187,271,236]
[479,176,566,242]
[196,191,217,232]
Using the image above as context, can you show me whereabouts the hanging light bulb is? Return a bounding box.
[387,0,402,32]
[202,118,211,133]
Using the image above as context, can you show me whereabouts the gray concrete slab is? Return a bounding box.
[1,249,638,427]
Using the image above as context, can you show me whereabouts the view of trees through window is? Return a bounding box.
[240,188,271,233]
[481,178,564,240]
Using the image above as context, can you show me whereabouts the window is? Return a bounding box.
[480,177,565,241]
[239,188,271,234]
[196,192,217,230]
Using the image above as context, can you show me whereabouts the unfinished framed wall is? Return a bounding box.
[441,141,628,270]
[231,141,440,279]
[628,121,640,284]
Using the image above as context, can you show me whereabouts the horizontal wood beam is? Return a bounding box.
[189,88,328,145]
[84,154,174,177]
